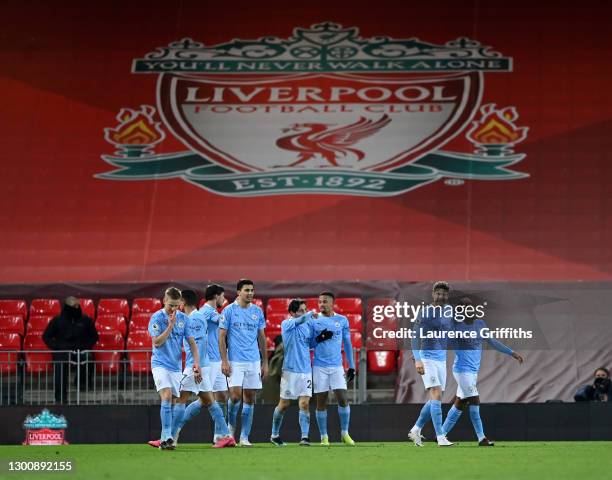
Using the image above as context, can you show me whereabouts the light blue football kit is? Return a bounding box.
[271,312,317,440]
[410,305,454,439]
[443,319,514,441]
[311,313,354,439]
[220,301,266,441]
[148,309,194,442]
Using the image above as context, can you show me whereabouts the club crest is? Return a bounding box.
[99,22,528,197]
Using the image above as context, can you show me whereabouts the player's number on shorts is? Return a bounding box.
[306,379,312,388]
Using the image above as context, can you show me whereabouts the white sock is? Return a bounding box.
[436,435,446,442]
[410,426,421,434]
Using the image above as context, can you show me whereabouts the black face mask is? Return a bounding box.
[64,304,82,319]
[595,377,611,392]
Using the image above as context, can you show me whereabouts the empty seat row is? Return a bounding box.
[1,296,367,323]
[2,297,398,334]
[1,295,400,353]
[265,312,363,331]
[0,297,163,321]
[0,331,153,374]
[0,299,96,319]
[1,297,400,374]
[266,297,362,316]
[1,333,397,375]
[2,311,366,338]
[0,312,153,337]
[0,296,266,322]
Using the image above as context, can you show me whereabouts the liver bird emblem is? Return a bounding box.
[276,115,391,167]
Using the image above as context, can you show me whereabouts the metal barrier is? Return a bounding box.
[0,349,156,405]
[0,348,367,405]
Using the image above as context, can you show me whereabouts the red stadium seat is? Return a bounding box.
[79,298,96,318]
[130,313,152,332]
[96,314,127,337]
[266,298,292,316]
[0,332,22,373]
[97,331,124,346]
[266,329,282,346]
[217,298,230,313]
[367,350,397,374]
[266,336,275,351]
[94,331,124,374]
[334,297,362,315]
[30,299,61,317]
[341,332,362,371]
[98,298,129,319]
[366,298,398,320]
[305,297,319,311]
[267,297,318,314]
[26,315,53,334]
[346,314,363,332]
[0,299,27,320]
[0,315,25,335]
[366,316,399,349]
[127,331,151,345]
[126,331,151,373]
[132,298,162,316]
[366,298,399,350]
[23,334,53,373]
[266,313,286,328]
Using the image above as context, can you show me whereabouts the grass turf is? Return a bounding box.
[1,442,611,480]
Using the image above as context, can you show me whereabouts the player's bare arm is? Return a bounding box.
[218,328,231,376]
[258,328,268,380]
[186,336,202,383]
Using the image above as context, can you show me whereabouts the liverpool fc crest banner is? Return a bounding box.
[99,22,528,196]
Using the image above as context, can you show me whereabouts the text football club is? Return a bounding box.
[99,22,529,197]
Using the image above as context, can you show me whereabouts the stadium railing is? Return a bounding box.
[0,349,155,405]
[0,348,367,406]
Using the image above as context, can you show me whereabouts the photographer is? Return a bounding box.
[574,367,611,402]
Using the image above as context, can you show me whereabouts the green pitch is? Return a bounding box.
[1,442,611,480]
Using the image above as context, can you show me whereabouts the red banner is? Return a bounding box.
[1,1,610,283]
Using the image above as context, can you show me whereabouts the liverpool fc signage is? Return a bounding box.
[99,22,528,196]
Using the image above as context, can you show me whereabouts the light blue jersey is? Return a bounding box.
[311,313,354,369]
[148,309,193,372]
[184,309,209,368]
[281,312,316,374]
[452,319,514,373]
[199,303,222,363]
[219,301,265,362]
[411,305,454,362]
